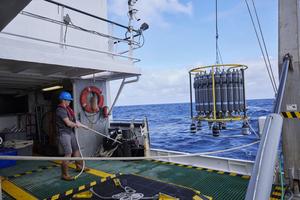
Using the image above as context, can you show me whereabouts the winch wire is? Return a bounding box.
[244,0,277,94]
[250,0,277,91]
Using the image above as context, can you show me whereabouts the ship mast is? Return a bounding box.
[279,0,300,196]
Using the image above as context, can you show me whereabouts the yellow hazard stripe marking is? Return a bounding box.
[54,160,112,178]
[51,194,60,200]
[229,172,237,176]
[65,189,73,196]
[90,181,97,187]
[49,180,100,200]
[151,159,249,179]
[84,167,112,178]
[268,185,285,200]
[275,186,282,191]
[2,178,38,200]
[133,174,212,200]
[78,185,86,191]
[286,112,293,118]
[193,195,202,200]
[192,194,213,200]
[73,191,93,198]
[281,112,300,119]
[272,192,281,196]
[242,175,250,179]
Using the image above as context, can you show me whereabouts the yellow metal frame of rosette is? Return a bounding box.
[190,64,248,122]
[193,116,248,122]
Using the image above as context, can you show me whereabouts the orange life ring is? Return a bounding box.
[80,86,104,113]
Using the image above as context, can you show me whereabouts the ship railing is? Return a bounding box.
[0,0,144,63]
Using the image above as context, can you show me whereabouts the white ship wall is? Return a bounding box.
[3,0,108,51]
[0,0,139,74]
[0,0,140,155]
[73,79,109,156]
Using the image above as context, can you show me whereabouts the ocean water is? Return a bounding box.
[112,99,274,161]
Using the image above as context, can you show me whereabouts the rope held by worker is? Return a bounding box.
[80,124,122,144]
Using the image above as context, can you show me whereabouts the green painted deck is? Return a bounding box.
[0,160,282,200]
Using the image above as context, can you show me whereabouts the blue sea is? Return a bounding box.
[112,99,274,161]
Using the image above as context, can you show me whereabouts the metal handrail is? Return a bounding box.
[0,32,141,62]
[20,11,133,45]
[43,0,139,33]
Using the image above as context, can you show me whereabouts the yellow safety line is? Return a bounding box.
[53,161,112,178]
[2,178,38,200]
[295,112,300,118]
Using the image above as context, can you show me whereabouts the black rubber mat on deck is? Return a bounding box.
[73,174,210,200]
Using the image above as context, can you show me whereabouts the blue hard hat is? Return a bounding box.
[59,91,73,101]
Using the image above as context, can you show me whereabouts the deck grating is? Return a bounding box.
[0,160,283,200]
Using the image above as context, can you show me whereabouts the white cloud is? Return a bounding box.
[108,0,193,27]
[110,66,190,105]
[110,58,278,106]
[243,58,278,99]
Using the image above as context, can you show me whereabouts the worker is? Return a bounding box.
[56,91,88,181]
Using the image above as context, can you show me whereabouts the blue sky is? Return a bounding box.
[108,0,278,106]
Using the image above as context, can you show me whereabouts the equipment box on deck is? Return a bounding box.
[16,144,33,156]
[0,148,17,168]
[4,140,33,156]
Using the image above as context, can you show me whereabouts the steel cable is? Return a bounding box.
[250,0,277,91]
[244,0,277,94]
